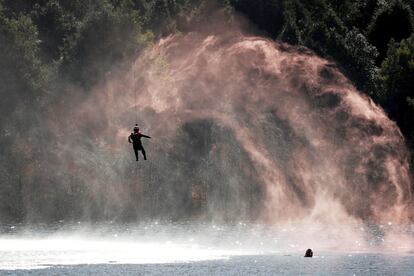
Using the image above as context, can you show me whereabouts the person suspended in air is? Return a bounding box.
[128,124,151,161]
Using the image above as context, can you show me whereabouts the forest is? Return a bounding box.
[1,0,413,148]
[0,0,413,221]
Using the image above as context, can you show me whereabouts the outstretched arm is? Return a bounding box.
[141,134,151,139]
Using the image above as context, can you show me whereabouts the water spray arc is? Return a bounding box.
[115,32,412,223]
[15,27,411,224]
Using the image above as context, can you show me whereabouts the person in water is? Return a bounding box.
[128,124,151,161]
[304,248,313,257]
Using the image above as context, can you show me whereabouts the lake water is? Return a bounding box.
[0,222,412,275]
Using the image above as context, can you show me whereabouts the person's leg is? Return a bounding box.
[141,147,147,160]
[134,148,139,161]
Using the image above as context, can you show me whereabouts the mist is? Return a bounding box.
[1,3,414,273]
[2,14,409,227]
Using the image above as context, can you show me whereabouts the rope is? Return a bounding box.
[134,61,138,124]
[133,61,139,196]
[132,61,157,212]
[132,62,138,125]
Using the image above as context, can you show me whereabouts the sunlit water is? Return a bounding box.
[0,222,413,275]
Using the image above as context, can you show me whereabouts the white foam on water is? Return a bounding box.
[0,222,412,270]
[0,237,247,270]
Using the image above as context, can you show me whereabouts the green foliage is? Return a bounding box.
[31,0,80,62]
[0,0,205,221]
[278,1,378,90]
[377,36,414,103]
[0,0,199,91]
[0,4,46,221]
[226,0,414,156]
[375,34,414,149]
[61,3,150,88]
[0,9,43,93]
[344,28,379,89]
[367,0,414,63]
[333,0,378,30]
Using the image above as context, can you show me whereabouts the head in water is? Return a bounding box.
[305,249,313,257]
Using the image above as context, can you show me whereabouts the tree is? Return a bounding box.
[60,3,151,89]
[376,35,414,149]
[367,0,414,63]
[344,28,378,90]
[0,8,44,97]
[0,5,45,222]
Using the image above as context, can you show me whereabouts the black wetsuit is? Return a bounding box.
[128,132,151,161]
